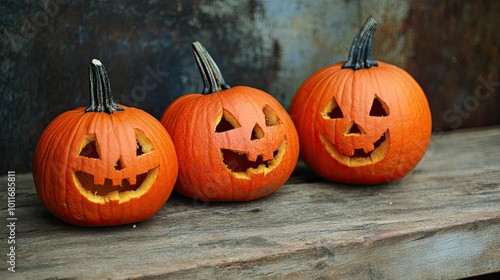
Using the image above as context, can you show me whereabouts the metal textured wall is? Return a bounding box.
[1,0,499,173]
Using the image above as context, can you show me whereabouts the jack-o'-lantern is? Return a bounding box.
[161,42,299,201]
[289,17,432,184]
[32,59,178,226]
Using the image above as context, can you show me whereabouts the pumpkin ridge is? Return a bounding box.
[384,64,431,150]
[371,65,402,159]
[65,110,99,222]
[132,109,176,175]
[295,66,344,155]
[321,68,353,151]
[36,111,77,217]
[376,66,415,120]
[59,110,94,218]
[174,96,209,185]
[112,112,131,177]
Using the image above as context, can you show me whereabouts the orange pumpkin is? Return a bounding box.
[161,42,299,201]
[32,59,178,226]
[289,17,432,184]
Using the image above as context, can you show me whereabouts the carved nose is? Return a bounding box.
[114,157,124,170]
[345,121,364,136]
[250,123,264,140]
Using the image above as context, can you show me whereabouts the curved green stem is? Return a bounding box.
[342,17,379,70]
[86,59,124,114]
[192,41,231,94]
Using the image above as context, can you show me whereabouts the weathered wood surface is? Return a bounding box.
[1,126,499,280]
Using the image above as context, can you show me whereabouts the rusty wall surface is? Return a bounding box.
[1,0,499,173]
[403,0,500,130]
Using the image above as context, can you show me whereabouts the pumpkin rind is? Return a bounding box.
[289,18,432,184]
[32,60,178,226]
[161,42,299,201]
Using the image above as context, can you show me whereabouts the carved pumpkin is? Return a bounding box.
[32,59,178,226]
[289,18,432,184]
[161,42,299,201]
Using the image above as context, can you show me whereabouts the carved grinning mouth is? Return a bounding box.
[320,130,390,167]
[222,150,278,171]
[72,166,159,203]
[221,139,286,179]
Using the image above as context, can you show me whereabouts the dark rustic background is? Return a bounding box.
[1,0,499,174]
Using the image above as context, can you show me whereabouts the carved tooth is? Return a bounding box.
[342,149,354,157]
[93,174,106,186]
[261,151,275,161]
[364,144,375,154]
[128,176,137,186]
[246,151,258,162]
[112,178,123,186]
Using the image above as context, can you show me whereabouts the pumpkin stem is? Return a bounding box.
[342,17,379,70]
[192,41,231,94]
[86,59,124,114]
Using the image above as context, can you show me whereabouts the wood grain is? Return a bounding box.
[1,126,499,279]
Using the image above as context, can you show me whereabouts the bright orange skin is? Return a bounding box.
[32,105,178,226]
[161,86,299,201]
[290,61,432,184]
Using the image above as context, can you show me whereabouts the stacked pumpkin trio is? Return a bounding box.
[32,18,432,227]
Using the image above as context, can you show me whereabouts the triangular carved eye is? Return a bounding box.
[79,134,100,159]
[216,110,241,132]
[369,96,389,117]
[135,129,154,156]
[322,97,343,119]
[263,105,281,126]
[136,141,144,156]
[114,157,125,170]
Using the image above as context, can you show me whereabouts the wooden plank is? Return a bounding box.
[1,126,499,279]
